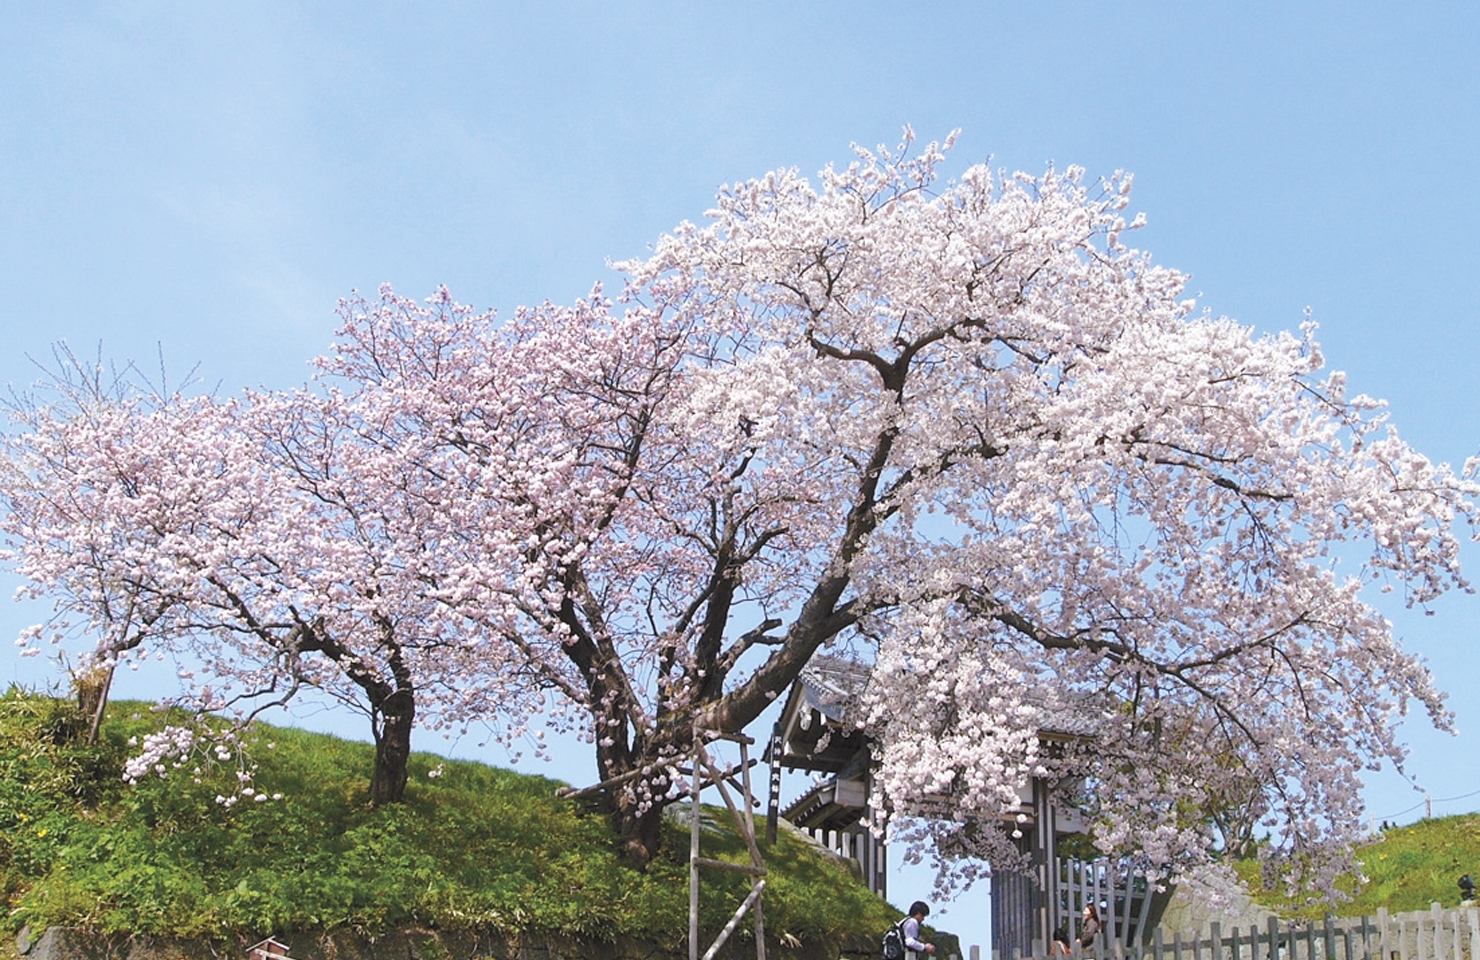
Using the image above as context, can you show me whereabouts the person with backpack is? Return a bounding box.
[883,901,935,958]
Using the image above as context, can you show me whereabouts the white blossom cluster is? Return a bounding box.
[122,725,198,783]
[121,720,273,806]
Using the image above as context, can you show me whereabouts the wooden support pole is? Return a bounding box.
[700,880,767,960]
[739,740,766,960]
[699,753,767,871]
[669,764,761,809]
[693,857,767,876]
[556,765,647,800]
[690,753,702,960]
[739,740,758,850]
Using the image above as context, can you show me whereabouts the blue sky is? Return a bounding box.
[2,2,1478,949]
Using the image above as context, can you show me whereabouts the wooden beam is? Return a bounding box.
[700,880,767,960]
[693,857,767,876]
[555,766,646,800]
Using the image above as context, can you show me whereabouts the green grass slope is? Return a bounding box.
[0,688,896,949]
[1238,815,1480,918]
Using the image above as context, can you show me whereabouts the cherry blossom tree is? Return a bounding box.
[0,328,530,805]
[5,130,1476,888]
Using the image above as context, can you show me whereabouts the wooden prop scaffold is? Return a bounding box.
[557,727,768,960]
[686,729,767,960]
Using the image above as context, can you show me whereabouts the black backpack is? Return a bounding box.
[882,919,907,960]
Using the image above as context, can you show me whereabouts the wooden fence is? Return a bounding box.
[1057,857,1161,948]
[960,903,1480,960]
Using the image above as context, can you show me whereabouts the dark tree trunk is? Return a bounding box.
[302,619,418,806]
[616,799,668,869]
[73,665,113,745]
[370,687,415,805]
[590,702,688,870]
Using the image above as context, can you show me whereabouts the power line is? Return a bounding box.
[1376,787,1480,824]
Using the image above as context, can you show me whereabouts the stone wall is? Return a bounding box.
[1154,864,1278,939]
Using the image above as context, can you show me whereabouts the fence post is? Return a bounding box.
[1212,922,1225,960]
[1363,915,1377,960]
[1267,915,1281,960]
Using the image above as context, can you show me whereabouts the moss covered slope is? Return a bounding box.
[0,689,895,948]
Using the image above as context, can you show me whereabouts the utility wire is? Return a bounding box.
[1376,787,1480,824]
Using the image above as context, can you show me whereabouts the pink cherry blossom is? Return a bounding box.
[4,133,1475,890]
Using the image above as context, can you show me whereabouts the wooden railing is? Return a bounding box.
[958,903,1480,960]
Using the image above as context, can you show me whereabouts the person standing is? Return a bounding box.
[903,901,937,957]
[1078,902,1103,953]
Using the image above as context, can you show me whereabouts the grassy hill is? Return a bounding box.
[0,688,897,950]
[1238,814,1480,918]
